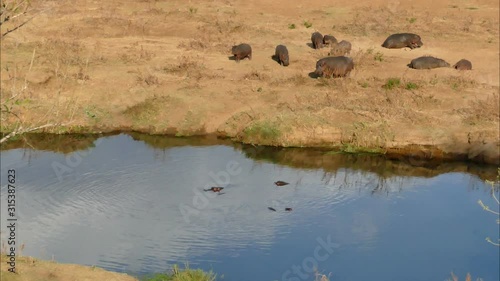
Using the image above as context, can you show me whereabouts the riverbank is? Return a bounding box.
[0,255,217,281]
[1,0,498,164]
[0,255,137,281]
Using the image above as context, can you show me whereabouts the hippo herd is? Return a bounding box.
[230,32,472,78]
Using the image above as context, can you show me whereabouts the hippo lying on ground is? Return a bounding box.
[311,32,324,49]
[453,59,472,70]
[231,43,252,62]
[315,56,354,78]
[323,35,338,45]
[382,33,423,49]
[328,40,352,56]
[274,45,290,66]
[407,56,450,69]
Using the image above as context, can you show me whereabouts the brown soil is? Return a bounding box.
[0,255,137,281]
[1,0,499,164]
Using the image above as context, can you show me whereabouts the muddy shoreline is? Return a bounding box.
[1,128,498,166]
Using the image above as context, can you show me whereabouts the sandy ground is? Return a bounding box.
[0,255,137,281]
[0,0,499,163]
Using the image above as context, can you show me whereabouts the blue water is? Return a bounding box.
[1,133,498,281]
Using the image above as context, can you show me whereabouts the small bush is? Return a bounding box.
[407,17,417,23]
[359,81,369,88]
[383,78,400,90]
[303,21,313,28]
[288,23,296,29]
[374,52,384,62]
[244,121,282,142]
[405,82,418,90]
[142,264,217,281]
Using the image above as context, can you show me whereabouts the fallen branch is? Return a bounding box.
[1,12,34,38]
[0,123,62,144]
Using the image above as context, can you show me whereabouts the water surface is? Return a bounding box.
[1,133,498,281]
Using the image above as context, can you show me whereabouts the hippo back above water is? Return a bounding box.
[407,56,450,69]
[382,33,423,49]
[315,56,354,78]
[231,43,252,62]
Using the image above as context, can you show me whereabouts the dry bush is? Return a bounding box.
[270,73,310,87]
[136,69,160,86]
[198,18,245,35]
[335,6,405,36]
[162,55,203,74]
[441,75,478,90]
[119,43,156,64]
[178,39,208,51]
[37,38,87,66]
[460,92,500,125]
[243,70,270,81]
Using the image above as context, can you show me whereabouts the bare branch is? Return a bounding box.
[1,15,31,37]
[0,123,66,144]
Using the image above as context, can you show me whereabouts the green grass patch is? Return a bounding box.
[374,52,384,62]
[303,21,313,28]
[382,78,401,90]
[407,17,417,23]
[243,120,282,143]
[359,81,369,88]
[142,264,218,281]
[288,23,296,29]
[326,144,385,155]
[405,82,418,90]
[123,98,160,123]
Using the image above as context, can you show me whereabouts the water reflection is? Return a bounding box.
[1,132,498,182]
[0,133,498,281]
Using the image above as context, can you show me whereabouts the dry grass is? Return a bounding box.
[0,0,498,163]
[0,255,137,281]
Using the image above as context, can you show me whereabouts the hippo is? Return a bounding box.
[204,187,224,192]
[453,59,472,70]
[382,33,423,49]
[311,32,324,49]
[274,181,289,186]
[407,56,450,69]
[323,34,338,45]
[315,56,354,78]
[274,45,290,66]
[328,40,352,56]
[231,43,252,62]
